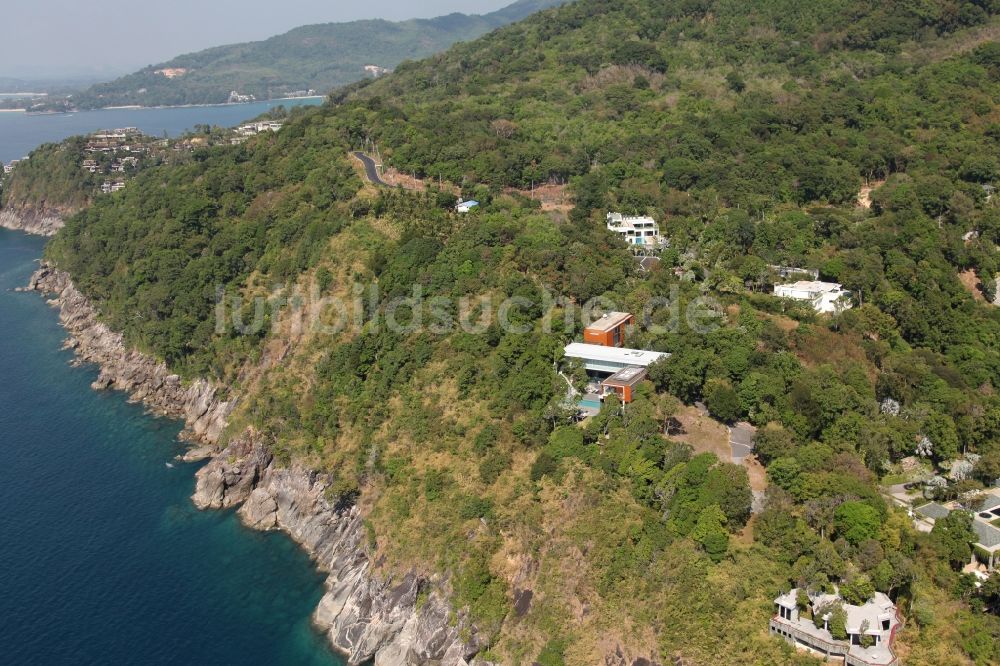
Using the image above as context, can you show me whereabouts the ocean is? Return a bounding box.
[0,98,323,163]
[0,226,339,660]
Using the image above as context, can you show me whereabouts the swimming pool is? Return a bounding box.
[578,398,602,410]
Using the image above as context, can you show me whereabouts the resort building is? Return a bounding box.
[770,588,901,666]
[774,280,854,314]
[456,200,480,213]
[606,212,666,247]
[583,311,634,347]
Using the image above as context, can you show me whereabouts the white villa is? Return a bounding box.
[774,280,854,314]
[606,212,666,248]
[771,588,901,666]
[236,121,284,136]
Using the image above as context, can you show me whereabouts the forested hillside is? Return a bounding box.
[68,0,564,109]
[32,0,1000,663]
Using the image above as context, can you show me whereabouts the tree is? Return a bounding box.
[930,510,976,570]
[704,379,742,423]
[648,349,708,403]
[828,603,848,640]
[725,71,746,93]
[753,423,797,463]
[840,574,875,605]
[833,501,882,546]
[923,412,960,462]
[692,504,729,562]
[705,463,753,528]
[768,457,802,494]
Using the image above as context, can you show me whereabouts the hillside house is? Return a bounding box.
[237,121,283,136]
[101,180,126,194]
[606,212,666,247]
[774,280,854,314]
[914,492,1000,571]
[583,311,634,347]
[771,589,901,666]
[456,200,479,213]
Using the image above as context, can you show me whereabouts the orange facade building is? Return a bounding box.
[601,366,647,404]
[583,312,634,348]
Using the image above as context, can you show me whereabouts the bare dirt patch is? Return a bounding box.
[671,404,731,460]
[380,167,461,195]
[857,178,886,209]
[959,268,987,304]
[505,182,573,212]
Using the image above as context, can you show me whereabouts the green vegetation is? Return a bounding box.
[13,0,1000,662]
[64,0,565,109]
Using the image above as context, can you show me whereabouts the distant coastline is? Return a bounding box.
[38,96,326,114]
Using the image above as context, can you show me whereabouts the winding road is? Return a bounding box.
[353,151,388,186]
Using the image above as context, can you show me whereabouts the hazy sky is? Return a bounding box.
[0,0,511,79]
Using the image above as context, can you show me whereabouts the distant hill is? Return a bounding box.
[71,0,565,109]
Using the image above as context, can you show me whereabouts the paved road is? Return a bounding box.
[353,151,388,186]
[729,421,756,463]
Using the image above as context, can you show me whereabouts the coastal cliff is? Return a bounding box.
[193,431,487,666]
[28,263,231,443]
[29,262,485,666]
[0,207,65,236]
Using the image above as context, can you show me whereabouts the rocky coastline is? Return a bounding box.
[28,262,485,666]
[0,207,65,236]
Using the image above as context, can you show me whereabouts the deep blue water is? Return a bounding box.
[0,98,323,163]
[0,229,340,664]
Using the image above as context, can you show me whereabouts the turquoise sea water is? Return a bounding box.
[0,98,323,163]
[0,229,340,663]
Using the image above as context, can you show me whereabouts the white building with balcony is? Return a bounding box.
[774,280,853,314]
[606,212,666,248]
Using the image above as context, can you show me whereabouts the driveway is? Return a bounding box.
[729,421,756,463]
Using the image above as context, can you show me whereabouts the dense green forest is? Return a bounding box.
[23,0,1000,663]
[61,0,564,109]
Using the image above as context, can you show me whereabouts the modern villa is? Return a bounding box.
[770,588,901,666]
[565,312,667,410]
[606,212,667,247]
[774,280,854,313]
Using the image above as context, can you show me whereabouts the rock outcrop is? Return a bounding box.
[31,262,485,665]
[29,263,233,443]
[0,207,65,236]
[193,430,486,666]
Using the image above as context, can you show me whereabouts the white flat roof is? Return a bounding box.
[564,343,668,367]
[776,280,844,293]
